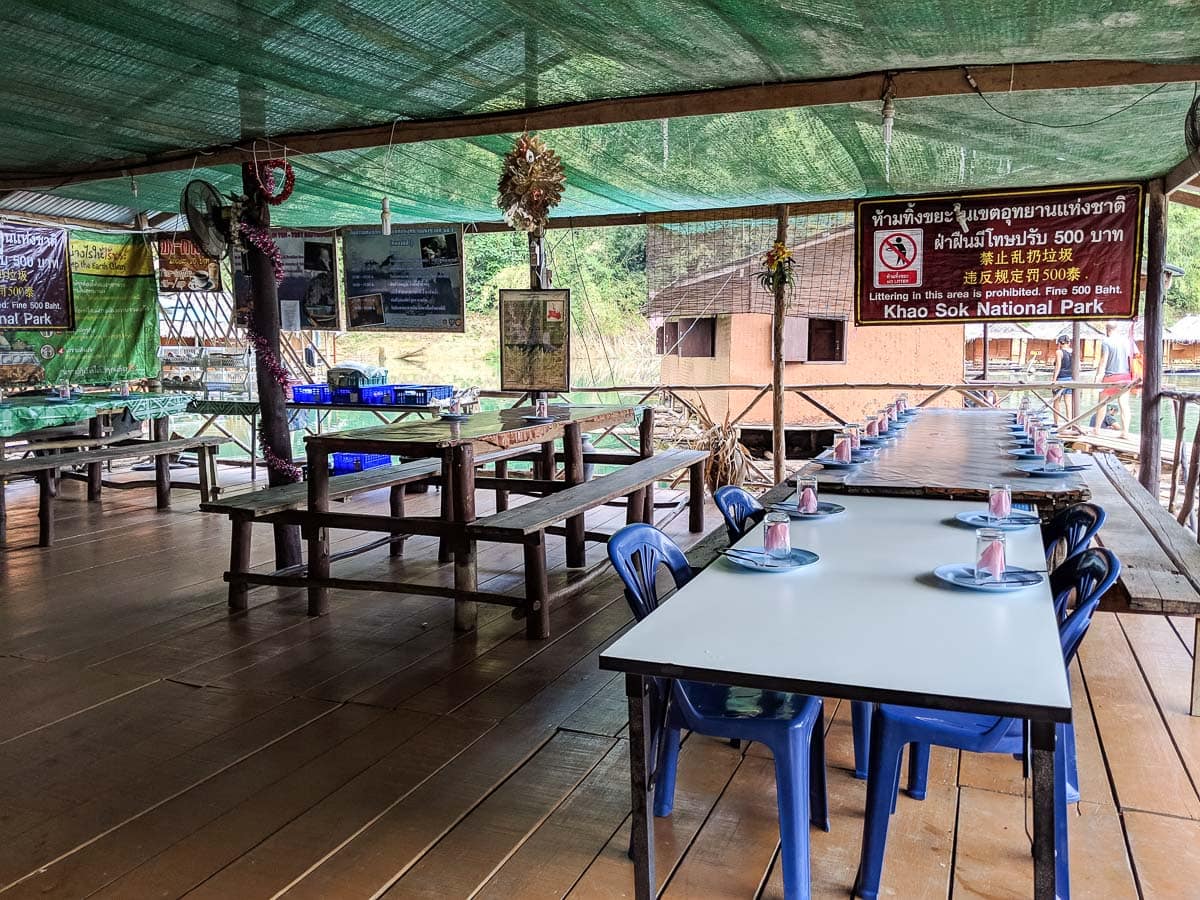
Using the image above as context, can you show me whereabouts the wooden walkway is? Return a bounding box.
[0,476,1197,898]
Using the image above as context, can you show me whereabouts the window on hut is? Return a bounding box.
[656,317,716,357]
[777,316,846,362]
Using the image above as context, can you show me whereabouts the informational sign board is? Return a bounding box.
[156,234,222,292]
[855,183,1144,325]
[0,232,158,385]
[342,225,465,332]
[233,230,340,330]
[0,222,72,330]
[500,289,570,392]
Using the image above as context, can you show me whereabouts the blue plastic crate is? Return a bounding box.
[396,384,454,406]
[331,452,392,475]
[291,383,332,404]
[357,384,396,405]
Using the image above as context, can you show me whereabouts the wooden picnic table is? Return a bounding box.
[304,404,643,628]
[808,408,1090,510]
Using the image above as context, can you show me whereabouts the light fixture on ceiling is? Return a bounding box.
[880,79,896,183]
[380,197,392,236]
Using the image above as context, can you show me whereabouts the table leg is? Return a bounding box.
[307,448,330,616]
[37,468,54,546]
[639,407,655,523]
[87,415,103,501]
[451,443,478,632]
[540,440,556,481]
[524,532,550,639]
[438,451,455,563]
[1191,619,1200,716]
[249,413,258,482]
[688,460,705,532]
[1031,720,1060,900]
[389,484,406,558]
[564,423,586,568]
[626,673,657,900]
[494,459,509,512]
[153,416,171,509]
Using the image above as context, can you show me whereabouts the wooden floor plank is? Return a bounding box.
[951,790,1136,900]
[1123,809,1200,898]
[384,731,615,897]
[1077,613,1200,819]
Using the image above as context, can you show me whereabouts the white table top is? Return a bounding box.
[601,494,1072,722]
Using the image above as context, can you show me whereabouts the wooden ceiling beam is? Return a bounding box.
[1164,153,1200,193]
[2,59,1198,191]
[1168,188,1200,210]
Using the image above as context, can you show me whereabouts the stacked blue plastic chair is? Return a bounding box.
[608,523,829,900]
[714,485,767,544]
[715,485,875,779]
[1042,502,1106,564]
[854,547,1120,900]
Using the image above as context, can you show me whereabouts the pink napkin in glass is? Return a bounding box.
[878,414,889,433]
[764,520,789,553]
[978,539,1007,578]
[834,439,851,462]
[1046,444,1064,466]
[798,487,819,514]
[1033,431,1048,456]
[988,491,1012,519]
[865,419,878,437]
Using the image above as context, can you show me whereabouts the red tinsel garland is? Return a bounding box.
[260,439,303,482]
[239,223,284,284]
[253,158,295,206]
[244,316,301,482]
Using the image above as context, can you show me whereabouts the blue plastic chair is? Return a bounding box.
[714,485,766,545]
[1043,502,1106,564]
[608,524,830,900]
[854,548,1120,900]
[714,486,874,780]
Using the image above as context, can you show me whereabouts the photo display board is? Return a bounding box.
[233,230,340,330]
[0,222,72,330]
[855,183,1143,325]
[156,234,222,292]
[500,288,570,392]
[342,225,464,332]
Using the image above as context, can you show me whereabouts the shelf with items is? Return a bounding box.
[160,347,255,397]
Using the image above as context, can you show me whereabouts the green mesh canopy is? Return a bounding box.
[4,1,1199,223]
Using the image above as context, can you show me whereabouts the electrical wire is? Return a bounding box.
[964,69,1171,129]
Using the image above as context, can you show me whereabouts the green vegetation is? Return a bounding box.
[1166,202,1200,321]
[337,226,655,389]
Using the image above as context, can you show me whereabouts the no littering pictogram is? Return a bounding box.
[873,229,923,288]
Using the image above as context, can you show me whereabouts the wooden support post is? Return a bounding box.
[689,460,705,532]
[1070,322,1081,420]
[772,204,788,486]
[306,448,330,616]
[228,514,252,611]
[451,443,478,632]
[540,440,556,481]
[494,459,510,511]
[36,469,53,547]
[389,483,406,558]
[1140,179,1167,493]
[982,322,991,380]
[197,445,213,504]
[1169,398,1186,512]
[524,532,551,639]
[639,406,655,523]
[242,162,302,569]
[152,416,171,510]
[87,415,103,501]
[563,422,586,568]
[1191,619,1200,716]
[438,450,455,563]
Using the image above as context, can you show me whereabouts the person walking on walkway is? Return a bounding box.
[1051,334,1074,427]
[1093,320,1134,439]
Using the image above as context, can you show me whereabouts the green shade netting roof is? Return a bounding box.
[44,84,1198,226]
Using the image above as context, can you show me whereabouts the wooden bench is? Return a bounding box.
[202,458,443,610]
[0,435,228,547]
[469,447,709,638]
[1080,452,1200,715]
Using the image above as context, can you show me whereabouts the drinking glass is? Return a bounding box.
[534,398,549,418]
[763,511,791,559]
[448,396,462,415]
[1045,440,1065,472]
[864,416,878,438]
[796,476,819,514]
[975,528,1007,584]
[877,410,890,433]
[987,483,1012,523]
[833,429,853,462]
[847,423,861,450]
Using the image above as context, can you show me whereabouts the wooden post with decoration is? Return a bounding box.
[1139,179,1166,492]
[772,205,789,486]
[241,162,301,569]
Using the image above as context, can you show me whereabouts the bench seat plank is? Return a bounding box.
[0,436,228,477]
[469,448,708,540]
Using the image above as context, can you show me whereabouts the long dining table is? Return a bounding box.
[600,491,1072,900]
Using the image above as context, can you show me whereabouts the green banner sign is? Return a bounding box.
[0,231,159,386]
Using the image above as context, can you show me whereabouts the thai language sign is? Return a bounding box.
[855,183,1143,326]
[0,223,72,330]
[233,231,340,330]
[1,232,158,386]
[342,226,464,332]
[157,234,222,292]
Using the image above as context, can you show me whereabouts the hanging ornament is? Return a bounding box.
[756,241,794,293]
[497,132,566,232]
[252,158,296,206]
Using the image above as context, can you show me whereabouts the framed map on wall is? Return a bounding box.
[499,289,570,392]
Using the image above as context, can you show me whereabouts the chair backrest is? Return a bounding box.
[1056,548,1120,664]
[1043,502,1106,563]
[607,524,694,621]
[713,485,766,544]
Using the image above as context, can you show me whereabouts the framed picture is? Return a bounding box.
[342,225,465,332]
[499,288,570,392]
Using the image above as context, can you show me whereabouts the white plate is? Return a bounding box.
[933,564,1045,592]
